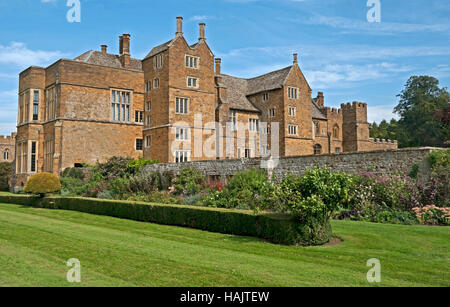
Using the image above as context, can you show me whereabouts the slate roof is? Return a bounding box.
[144,40,174,59]
[74,51,143,71]
[246,66,293,96]
[311,100,327,120]
[219,75,260,112]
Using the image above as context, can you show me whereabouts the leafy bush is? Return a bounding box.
[60,177,89,196]
[109,172,163,198]
[278,167,354,220]
[205,168,276,212]
[409,163,420,179]
[371,210,418,225]
[126,158,159,175]
[172,168,206,196]
[0,194,331,246]
[97,156,133,178]
[125,191,181,204]
[427,149,450,206]
[413,205,450,226]
[61,167,85,180]
[24,173,61,196]
[0,162,12,191]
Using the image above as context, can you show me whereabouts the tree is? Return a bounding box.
[394,76,449,148]
[0,162,12,191]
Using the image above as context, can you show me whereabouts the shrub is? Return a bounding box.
[125,191,181,204]
[371,210,418,225]
[61,167,85,180]
[0,194,331,246]
[427,149,450,207]
[0,162,12,191]
[172,168,206,196]
[97,156,133,178]
[60,177,89,196]
[205,168,276,212]
[126,158,159,175]
[24,173,61,196]
[278,167,354,220]
[413,205,450,226]
[409,163,420,179]
[109,172,163,198]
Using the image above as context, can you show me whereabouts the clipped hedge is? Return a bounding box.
[0,193,332,246]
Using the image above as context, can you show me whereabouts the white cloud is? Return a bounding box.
[189,15,213,21]
[304,62,413,89]
[302,15,450,34]
[0,89,18,135]
[367,105,399,123]
[0,42,65,68]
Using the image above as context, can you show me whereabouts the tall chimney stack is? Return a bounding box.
[215,58,222,75]
[101,45,107,54]
[316,92,324,108]
[176,17,183,36]
[293,53,298,65]
[199,23,206,41]
[119,34,131,68]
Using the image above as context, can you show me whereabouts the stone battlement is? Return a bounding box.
[323,107,342,115]
[369,138,398,144]
[0,133,16,143]
[340,101,367,110]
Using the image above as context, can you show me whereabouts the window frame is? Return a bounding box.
[249,118,259,132]
[289,106,297,117]
[175,97,189,114]
[136,138,143,151]
[228,110,237,131]
[175,127,190,141]
[174,150,190,163]
[187,76,199,88]
[288,87,299,99]
[111,89,132,123]
[288,124,298,136]
[145,135,152,148]
[185,55,200,69]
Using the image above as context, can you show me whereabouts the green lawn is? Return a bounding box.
[0,202,448,287]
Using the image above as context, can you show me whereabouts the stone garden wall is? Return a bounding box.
[143,147,440,183]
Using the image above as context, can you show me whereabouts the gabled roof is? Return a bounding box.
[74,50,143,71]
[311,100,327,120]
[144,39,174,59]
[246,66,293,96]
[219,74,260,113]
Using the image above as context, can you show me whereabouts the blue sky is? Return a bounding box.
[0,0,449,135]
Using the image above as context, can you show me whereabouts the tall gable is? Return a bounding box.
[246,66,293,96]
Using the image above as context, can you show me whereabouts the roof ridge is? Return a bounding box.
[246,65,292,81]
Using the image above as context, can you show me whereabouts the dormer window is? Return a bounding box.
[186,55,199,69]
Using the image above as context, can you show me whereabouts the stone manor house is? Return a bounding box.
[12,17,397,187]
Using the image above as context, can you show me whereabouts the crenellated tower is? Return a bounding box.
[341,101,370,152]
